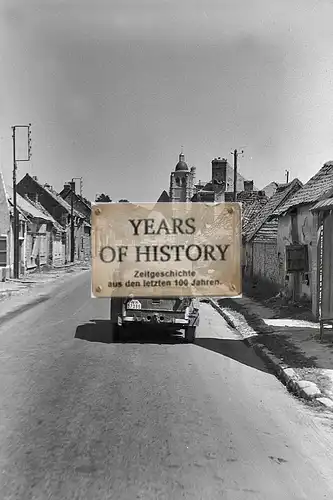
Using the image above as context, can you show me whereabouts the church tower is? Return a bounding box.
[169,151,195,202]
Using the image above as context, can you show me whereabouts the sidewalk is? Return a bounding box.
[0,262,90,325]
[207,295,333,410]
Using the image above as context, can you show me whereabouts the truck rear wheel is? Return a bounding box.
[185,326,196,343]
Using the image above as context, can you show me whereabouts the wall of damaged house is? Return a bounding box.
[252,241,279,283]
[82,225,91,260]
[25,221,49,270]
[277,205,319,314]
[245,219,281,288]
[50,230,65,266]
[244,242,253,277]
[243,239,280,297]
[25,221,67,270]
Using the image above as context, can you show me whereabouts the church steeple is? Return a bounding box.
[175,149,188,171]
[169,150,195,202]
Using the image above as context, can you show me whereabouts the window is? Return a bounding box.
[0,236,7,267]
[286,244,309,273]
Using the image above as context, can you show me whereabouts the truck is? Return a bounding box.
[110,295,200,343]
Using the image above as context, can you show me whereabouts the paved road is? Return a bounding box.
[1,272,333,499]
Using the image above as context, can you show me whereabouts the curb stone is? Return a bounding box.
[0,268,89,327]
[206,297,333,409]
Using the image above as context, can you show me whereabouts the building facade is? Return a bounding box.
[17,174,87,264]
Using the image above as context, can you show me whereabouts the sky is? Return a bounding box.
[1,0,333,203]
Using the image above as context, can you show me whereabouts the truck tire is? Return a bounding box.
[185,326,196,343]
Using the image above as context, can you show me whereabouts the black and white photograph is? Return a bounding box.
[1,1,333,498]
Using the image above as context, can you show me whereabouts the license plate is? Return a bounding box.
[127,300,142,310]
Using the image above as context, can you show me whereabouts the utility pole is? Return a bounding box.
[70,180,75,263]
[285,170,290,183]
[12,128,18,279]
[69,177,82,262]
[231,149,244,202]
[12,123,32,279]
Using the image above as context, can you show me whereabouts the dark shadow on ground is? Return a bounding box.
[219,298,275,333]
[217,298,323,368]
[231,277,316,322]
[75,320,114,344]
[214,298,333,395]
[76,321,274,373]
[195,338,270,374]
[75,320,186,345]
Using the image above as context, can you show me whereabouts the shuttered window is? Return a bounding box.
[0,237,7,267]
[286,244,309,272]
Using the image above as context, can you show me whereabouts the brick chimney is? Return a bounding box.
[244,180,254,192]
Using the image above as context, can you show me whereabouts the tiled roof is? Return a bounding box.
[191,190,215,202]
[273,162,333,216]
[43,184,86,218]
[242,197,268,237]
[310,197,333,212]
[60,185,92,209]
[237,190,266,203]
[245,178,303,242]
[6,185,53,222]
[261,181,279,198]
[8,200,29,222]
[76,193,91,208]
[253,219,279,243]
[26,198,64,232]
[19,175,86,219]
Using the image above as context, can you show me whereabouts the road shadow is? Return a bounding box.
[75,321,271,373]
[123,328,186,344]
[214,298,333,395]
[195,337,270,373]
[216,297,333,370]
[75,320,114,344]
[75,320,186,345]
